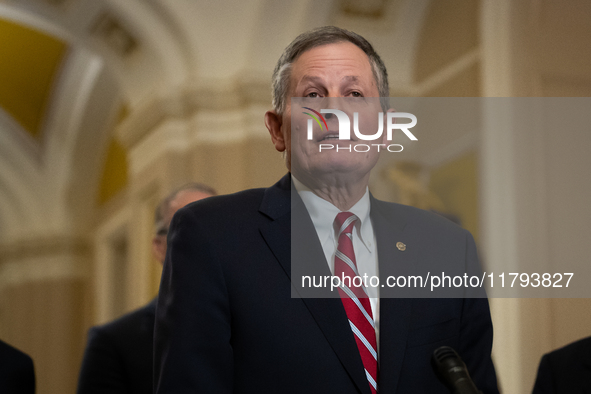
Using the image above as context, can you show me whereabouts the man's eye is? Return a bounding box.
[351,91,362,97]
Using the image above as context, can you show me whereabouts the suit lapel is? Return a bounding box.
[258,174,292,280]
[258,174,372,394]
[371,198,414,393]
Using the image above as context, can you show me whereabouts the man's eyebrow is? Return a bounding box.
[300,75,323,84]
[341,75,360,83]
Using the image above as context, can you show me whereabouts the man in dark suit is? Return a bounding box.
[0,339,35,394]
[154,26,498,393]
[532,336,591,393]
[77,183,215,394]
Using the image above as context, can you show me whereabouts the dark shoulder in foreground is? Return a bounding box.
[91,299,157,338]
[544,335,591,361]
[532,336,591,394]
[177,173,291,221]
[0,339,35,393]
[0,339,34,368]
[179,187,267,218]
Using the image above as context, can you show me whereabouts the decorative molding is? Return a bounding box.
[127,118,190,176]
[126,103,272,176]
[0,2,76,42]
[339,0,389,19]
[331,0,404,32]
[116,80,271,150]
[0,107,42,164]
[0,235,90,262]
[90,11,138,57]
[406,49,481,97]
[0,256,89,288]
[191,104,270,144]
[38,0,73,10]
[0,236,91,288]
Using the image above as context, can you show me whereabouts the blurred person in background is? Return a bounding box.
[77,183,216,394]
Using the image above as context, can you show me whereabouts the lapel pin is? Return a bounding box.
[396,242,406,251]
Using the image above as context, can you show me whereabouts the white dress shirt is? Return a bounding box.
[292,176,380,350]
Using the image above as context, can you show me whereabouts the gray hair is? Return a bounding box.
[271,26,390,114]
[154,182,217,234]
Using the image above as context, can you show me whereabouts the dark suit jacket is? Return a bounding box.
[77,299,157,394]
[154,174,498,393]
[532,336,591,394]
[0,339,35,394]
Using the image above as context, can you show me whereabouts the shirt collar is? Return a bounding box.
[292,176,373,252]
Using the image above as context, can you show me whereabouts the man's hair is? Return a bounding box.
[271,26,390,114]
[154,182,217,233]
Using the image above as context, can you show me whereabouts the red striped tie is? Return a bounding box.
[334,212,378,394]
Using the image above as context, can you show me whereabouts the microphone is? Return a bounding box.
[431,346,482,394]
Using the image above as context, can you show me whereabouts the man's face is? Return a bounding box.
[266,41,385,181]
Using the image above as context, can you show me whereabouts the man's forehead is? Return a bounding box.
[290,43,374,89]
[292,42,371,68]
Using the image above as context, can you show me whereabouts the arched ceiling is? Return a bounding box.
[0,0,432,241]
[0,1,126,240]
[1,0,428,125]
[0,18,66,139]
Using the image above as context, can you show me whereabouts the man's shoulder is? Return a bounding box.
[187,187,267,211]
[178,174,291,222]
[0,339,33,368]
[371,198,469,237]
[535,336,591,391]
[175,188,267,232]
[544,336,591,364]
[89,300,156,342]
[0,340,34,392]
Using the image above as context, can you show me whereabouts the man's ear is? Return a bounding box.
[265,111,285,152]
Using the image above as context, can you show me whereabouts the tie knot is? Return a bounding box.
[335,212,357,235]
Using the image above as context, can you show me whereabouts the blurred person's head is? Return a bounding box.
[151,183,216,263]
